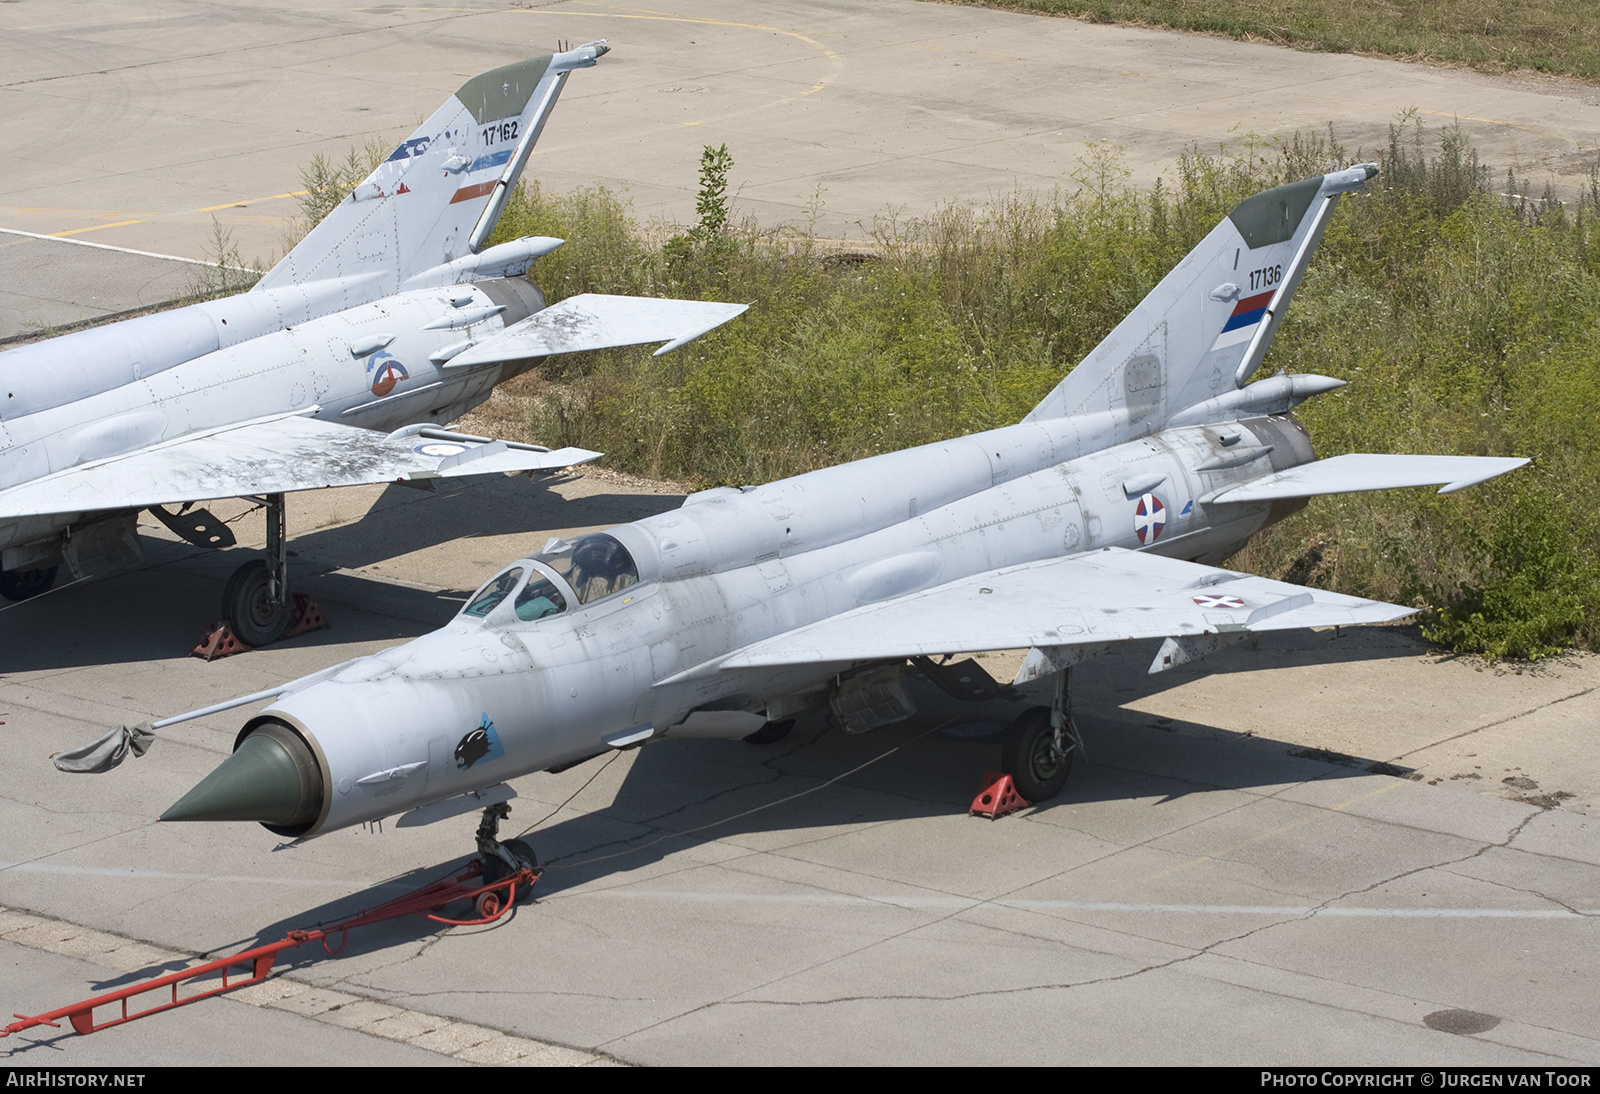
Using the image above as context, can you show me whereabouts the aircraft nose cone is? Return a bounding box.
[161,722,323,832]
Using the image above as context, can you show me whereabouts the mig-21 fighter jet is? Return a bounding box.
[90,163,1526,874]
[0,43,745,644]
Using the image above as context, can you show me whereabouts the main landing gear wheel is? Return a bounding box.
[1001,706,1074,802]
[743,718,794,745]
[217,491,291,648]
[223,559,290,646]
[0,565,58,602]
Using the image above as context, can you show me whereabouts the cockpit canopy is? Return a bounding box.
[535,533,639,604]
[461,565,569,622]
[459,533,639,625]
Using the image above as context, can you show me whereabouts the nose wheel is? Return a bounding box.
[475,804,540,908]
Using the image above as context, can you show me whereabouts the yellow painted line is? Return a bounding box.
[197,189,308,212]
[6,189,305,238]
[3,205,153,217]
[50,219,146,238]
[1417,109,1568,140]
[1419,109,1520,127]
[517,4,844,124]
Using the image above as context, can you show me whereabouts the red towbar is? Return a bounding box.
[3,859,538,1039]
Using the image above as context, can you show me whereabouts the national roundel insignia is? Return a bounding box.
[1192,593,1246,609]
[367,349,409,398]
[1134,493,1166,544]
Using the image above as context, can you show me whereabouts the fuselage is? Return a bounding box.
[252,411,1314,837]
[0,275,545,558]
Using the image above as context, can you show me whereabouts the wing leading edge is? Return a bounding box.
[0,416,599,519]
[657,548,1413,687]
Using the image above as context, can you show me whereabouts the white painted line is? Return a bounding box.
[0,226,219,267]
[0,860,353,887]
[573,888,1599,919]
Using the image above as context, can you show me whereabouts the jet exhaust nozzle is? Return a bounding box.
[161,721,323,835]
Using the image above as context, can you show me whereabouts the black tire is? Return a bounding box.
[1001,706,1073,802]
[484,838,539,903]
[223,559,290,646]
[0,565,57,602]
[743,718,794,745]
[503,837,538,873]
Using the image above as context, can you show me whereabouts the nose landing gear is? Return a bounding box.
[473,802,540,918]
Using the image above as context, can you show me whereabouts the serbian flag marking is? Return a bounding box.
[1210,289,1274,351]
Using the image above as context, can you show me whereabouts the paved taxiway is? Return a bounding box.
[2,0,1599,1068]
[5,0,1600,335]
[3,474,1598,1066]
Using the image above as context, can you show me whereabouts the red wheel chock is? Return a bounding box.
[970,771,1031,819]
[192,622,250,660]
[191,595,328,660]
[283,594,328,638]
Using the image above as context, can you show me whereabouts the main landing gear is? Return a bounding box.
[191,494,327,657]
[221,492,290,646]
[999,668,1085,802]
[0,564,57,602]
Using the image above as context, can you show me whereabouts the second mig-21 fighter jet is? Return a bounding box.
[0,43,745,644]
[104,163,1526,872]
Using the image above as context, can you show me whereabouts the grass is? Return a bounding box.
[942,0,1600,82]
[462,122,1600,661]
[292,119,1600,660]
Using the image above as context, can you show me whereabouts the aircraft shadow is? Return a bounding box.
[141,643,1427,975]
[514,663,1412,895]
[0,477,686,673]
[284,475,687,575]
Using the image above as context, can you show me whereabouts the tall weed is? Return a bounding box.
[479,129,1597,660]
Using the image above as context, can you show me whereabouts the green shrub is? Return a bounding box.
[478,124,1598,660]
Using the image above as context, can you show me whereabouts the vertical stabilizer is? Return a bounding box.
[254,43,609,302]
[1024,165,1377,431]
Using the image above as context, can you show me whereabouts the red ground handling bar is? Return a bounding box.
[3,860,538,1038]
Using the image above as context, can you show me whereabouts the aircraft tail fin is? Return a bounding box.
[254,43,609,300]
[1024,165,1377,431]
